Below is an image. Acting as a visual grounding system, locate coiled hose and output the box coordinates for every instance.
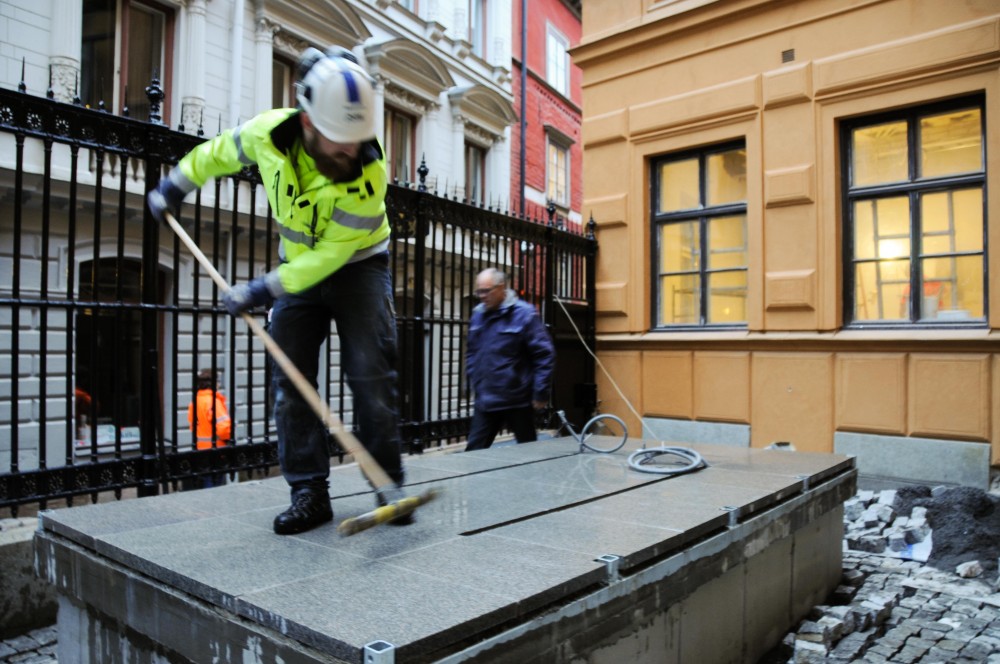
[558,410,707,476]
[627,445,706,475]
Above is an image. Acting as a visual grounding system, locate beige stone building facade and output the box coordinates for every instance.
[573,0,1000,488]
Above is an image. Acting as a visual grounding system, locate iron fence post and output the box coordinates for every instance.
[411,194,428,452]
[139,129,164,498]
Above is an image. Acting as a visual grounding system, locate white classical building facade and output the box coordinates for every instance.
[0,0,517,472]
[3,0,515,202]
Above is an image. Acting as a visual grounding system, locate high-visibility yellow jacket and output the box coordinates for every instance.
[175,108,390,294]
[188,389,232,449]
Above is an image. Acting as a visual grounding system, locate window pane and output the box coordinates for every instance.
[125,3,165,121]
[920,108,982,178]
[466,143,484,201]
[853,260,910,321]
[659,274,699,325]
[547,143,568,204]
[546,30,568,95]
[707,215,746,269]
[920,188,983,255]
[852,121,908,186]
[470,0,485,56]
[272,60,291,109]
[852,197,910,260]
[921,255,984,320]
[706,148,746,206]
[660,222,699,273]
[384,108,414,184]
[657,158,699,213]
[81,0,117,109]
[707,271,746,324]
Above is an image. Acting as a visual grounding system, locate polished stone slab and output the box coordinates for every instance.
[36,436,855,663]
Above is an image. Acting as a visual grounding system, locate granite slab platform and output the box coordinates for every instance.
[34,436,856,664]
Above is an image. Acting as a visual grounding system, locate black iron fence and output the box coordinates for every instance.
[0,84,596,516]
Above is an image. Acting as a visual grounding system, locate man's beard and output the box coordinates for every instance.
[314,152,358,181]
[304,133,358,181]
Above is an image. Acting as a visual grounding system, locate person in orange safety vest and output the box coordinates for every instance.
[188,369,232,449]
[186,369,231,490]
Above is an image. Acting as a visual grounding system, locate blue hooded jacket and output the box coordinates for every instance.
[466,290,555,412]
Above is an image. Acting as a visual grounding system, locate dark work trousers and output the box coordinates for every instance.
[465,404,538,451]
[268,252,404,496]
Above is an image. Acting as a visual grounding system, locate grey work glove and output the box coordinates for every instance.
[222,273,284,316]
[147,168,197,224]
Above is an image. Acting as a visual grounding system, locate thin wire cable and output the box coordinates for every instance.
[552,295,706,476]
[553,295,644,426]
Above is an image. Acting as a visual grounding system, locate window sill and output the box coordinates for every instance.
[599,327,999,345]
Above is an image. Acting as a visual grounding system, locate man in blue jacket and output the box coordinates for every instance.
[465,268,555,450]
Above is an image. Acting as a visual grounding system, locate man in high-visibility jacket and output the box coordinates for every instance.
[149,47,408,534]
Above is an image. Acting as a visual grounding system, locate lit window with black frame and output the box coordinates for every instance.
[843,96,986,326]
[652,143,748,328]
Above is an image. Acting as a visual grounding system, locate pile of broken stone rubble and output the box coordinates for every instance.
[762,487,1000,663]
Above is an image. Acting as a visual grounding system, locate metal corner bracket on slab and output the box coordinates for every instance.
[595,553,622,583]
[364,640,396,664]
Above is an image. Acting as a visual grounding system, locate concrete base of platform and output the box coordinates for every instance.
[35,436,855,664]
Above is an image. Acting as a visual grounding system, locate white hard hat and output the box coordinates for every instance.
[296,51,376,143]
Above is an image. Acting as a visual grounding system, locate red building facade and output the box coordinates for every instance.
[511,0,583,229]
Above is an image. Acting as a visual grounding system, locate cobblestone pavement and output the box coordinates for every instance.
[5,497,1000,663]
[0,625,56,663]
[762,549,1000,663]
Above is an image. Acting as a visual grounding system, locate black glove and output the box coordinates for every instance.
[223,279,274,316]
[147,170,194,224]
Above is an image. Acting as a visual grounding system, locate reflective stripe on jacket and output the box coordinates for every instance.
[466,292,555,412]
[188,390,231,449]
[176,108,391,294]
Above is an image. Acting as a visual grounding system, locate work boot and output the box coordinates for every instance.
[377,486,415,526]
[273,490,333,535]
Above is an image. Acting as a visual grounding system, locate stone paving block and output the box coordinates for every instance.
[953,598,985,613]
[914,608,946,621]
[936,637,965,652]
[842,568,865,586]
[826,605,856,633]
[894,645,924,663]
[972,634,1000,650]
[966,616,992,630]
[796,621,831,646]
[829,629,873,659]
[844,499,864,521]
[926,645,958,661]
[885,624,920,640]
[0,636,39,653]
[904,636,934,652]
[960,640,992,660]
[918,627,948,641]
[927,619,956,633]
[892,605,914,618]
[831,586,858,604]
[793,639,828,663]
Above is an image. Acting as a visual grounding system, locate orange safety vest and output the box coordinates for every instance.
[188,389,232,449]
